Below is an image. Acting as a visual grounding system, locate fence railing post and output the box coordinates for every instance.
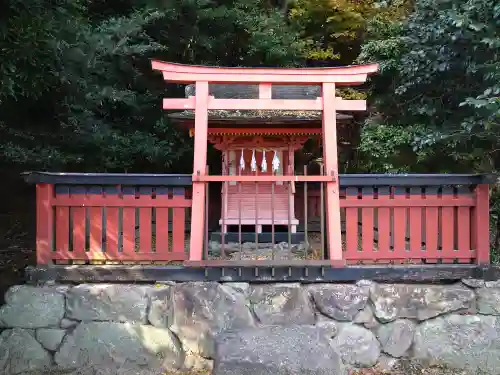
[474,184,490,264]
[36,183,54,265]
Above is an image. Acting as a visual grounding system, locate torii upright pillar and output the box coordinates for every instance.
[190,81,209,259]
[322,82,342,260]
[151,61,378,262]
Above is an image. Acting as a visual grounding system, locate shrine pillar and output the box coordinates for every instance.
[189,81,209,261]
[322,83,342,260]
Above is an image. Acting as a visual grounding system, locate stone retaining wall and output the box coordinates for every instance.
[1,279,500,375]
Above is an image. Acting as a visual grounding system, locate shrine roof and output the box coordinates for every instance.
[168,84,352,123]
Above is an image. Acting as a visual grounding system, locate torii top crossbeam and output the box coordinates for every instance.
[151,60,378,84]
[151,60,378,263]
[152,61,378,113]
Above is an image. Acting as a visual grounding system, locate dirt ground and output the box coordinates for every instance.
[351,361,472,375]
[164,360,473,375]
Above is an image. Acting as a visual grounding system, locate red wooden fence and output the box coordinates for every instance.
[34,179,192,265]
[340,185,490,264]
[27,172,492,266]
[294,179,491,264]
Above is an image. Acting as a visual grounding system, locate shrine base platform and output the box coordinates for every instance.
[210,231,305,244]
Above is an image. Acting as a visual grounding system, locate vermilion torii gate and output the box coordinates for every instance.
[151,61,379,262]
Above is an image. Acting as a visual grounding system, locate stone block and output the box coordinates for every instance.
[167,282,255,358]
[0,285,65,328]
[0,328,52,374]
[55,322,184,372]
[65,284,151,323]
[309,284,369,321]
[376,319,416,357]
[213,325,345,375]
[477,287,500,315]
[332,324,381,367]
[36,328,67,351]
[413,314,500,374]
[370,283,475,322]
[249,283,315,325]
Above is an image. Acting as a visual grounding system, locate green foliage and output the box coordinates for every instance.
[288,0,412,65]
[0,0,304,172]
[3,0,497,177]
[0,0,85,102]
[358,121,424,172]
[147,0,305,67]
[358,0,500,173]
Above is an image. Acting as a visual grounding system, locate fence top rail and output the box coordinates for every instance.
[22,172,193,186]
[324,174,496,187]
[23,172,496,187]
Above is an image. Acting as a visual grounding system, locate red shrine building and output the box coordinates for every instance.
[169,84,354,244]
[153,61,379,260]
